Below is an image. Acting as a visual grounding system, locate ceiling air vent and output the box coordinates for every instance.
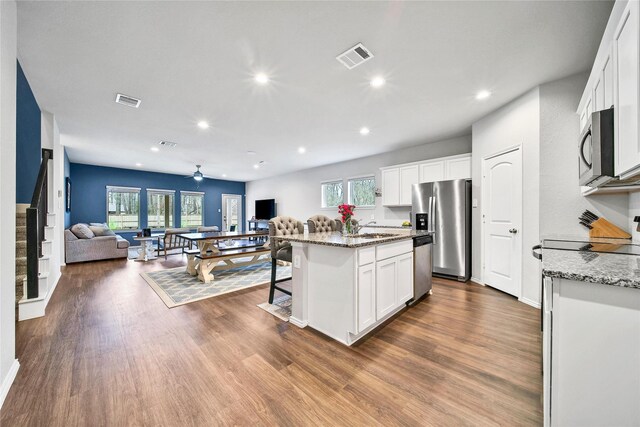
[336,43,373,69]
[115,93,141,108]
[158,140,177,148]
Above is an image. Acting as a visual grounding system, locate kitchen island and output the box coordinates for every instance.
[275,229,430,345]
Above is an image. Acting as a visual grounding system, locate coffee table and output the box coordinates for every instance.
[133,236,157,262]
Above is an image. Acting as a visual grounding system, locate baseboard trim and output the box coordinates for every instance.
[470,277,484,286]
[519,297,541,309]
[18,270,61,321]
[289,316,308,328]
[0,359,20,410]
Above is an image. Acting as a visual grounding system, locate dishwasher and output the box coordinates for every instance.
[408,234,433,306]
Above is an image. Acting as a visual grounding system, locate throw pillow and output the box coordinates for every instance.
[89,224,116,237]
[70,223,95,239]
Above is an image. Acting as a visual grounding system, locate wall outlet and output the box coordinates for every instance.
[472,199,478,208]
[370,214,375,220]
[293,255,301,269]
[218,208,221,213]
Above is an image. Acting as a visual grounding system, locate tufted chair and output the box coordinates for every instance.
[267,216,304,303]
[307,215,339,233]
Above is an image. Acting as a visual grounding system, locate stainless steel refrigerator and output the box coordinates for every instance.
[411,179,471,281]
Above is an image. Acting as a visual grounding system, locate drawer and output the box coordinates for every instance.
[376,240,413,261]
[358,246,376,266]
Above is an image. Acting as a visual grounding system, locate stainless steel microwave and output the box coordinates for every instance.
[578,108,614,187]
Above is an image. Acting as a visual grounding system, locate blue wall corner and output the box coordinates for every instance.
[16,61,42,204]
[69,163,246,244]
[63,149,71,229]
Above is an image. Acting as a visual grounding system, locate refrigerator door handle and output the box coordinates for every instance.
[428,197,433,230]
[432,196,437,244]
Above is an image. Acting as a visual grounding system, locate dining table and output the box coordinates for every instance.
[178,230,269,255]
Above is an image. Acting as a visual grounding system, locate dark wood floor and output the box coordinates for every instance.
[1,256,542,426]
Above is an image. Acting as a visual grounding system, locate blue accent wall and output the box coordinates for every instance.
[63,149,71,228]
[69,163,246,243]
[16,61,41,203]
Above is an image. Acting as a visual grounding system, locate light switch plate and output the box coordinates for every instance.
[293,255,301,269]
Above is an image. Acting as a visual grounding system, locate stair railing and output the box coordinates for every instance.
[26,149,53,299]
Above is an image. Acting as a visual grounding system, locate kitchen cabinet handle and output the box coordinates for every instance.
[509,228,518,234]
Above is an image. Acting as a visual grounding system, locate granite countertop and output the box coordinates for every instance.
[274,229,431,248]
[542,249,640,289]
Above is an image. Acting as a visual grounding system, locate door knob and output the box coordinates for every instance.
[509,228,518,234]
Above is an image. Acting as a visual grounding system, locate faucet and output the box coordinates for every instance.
[351,219,375,234]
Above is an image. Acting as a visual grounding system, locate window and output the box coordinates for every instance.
[321,180,343,208]
[181,191,204,228]
[107,186,140,230]
[348,176,376,207]
[147,189,175,229]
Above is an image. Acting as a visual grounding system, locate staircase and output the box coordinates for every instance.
[15,211,26,303]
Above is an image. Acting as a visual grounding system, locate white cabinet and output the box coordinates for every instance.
[396,252,414,304]
[419,161,445,183]
[381,154,471,206]
[615,0,640,176]
[399,165,419,205]
[357,263,376,333]
[544,278,640,426]
[376,258,397,319]
[445,156,472,180]
[579,95,592,132]
[381,168,400,206]
[603,51,614,110]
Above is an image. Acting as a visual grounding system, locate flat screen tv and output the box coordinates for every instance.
[255,199,276,220]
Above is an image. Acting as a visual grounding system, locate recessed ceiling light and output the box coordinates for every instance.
[150,147,159,152]
[298,147,306,154]
[360,127,370,135]
[476,90,491,100]
[254,73,269,85]
[135,163,142,167]
[253,164,260,169]
[197,121,209,129]
[247,150,256,155]
[222,174,227,178]
[370,76,385,88]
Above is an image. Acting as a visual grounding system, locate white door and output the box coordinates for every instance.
[376,257,397,319]
[221,194,242,232]
[357,263,376,333]
[482,148,522,297]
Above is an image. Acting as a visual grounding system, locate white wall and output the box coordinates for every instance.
[472,88,540,305]
[246,135,471,225]
[0,0,19,408]
[539,73,629,238]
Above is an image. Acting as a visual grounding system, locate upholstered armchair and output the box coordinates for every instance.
[307,215,339,233]
[268,216,304,303]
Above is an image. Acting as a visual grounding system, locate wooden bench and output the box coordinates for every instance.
[184,248,201,276]
[195,246,270,283]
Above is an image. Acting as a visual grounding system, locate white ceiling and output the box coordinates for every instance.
[17,1,612,182]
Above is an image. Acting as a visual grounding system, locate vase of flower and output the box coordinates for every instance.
[338,204,356,235]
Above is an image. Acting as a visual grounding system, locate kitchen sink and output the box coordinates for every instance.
[356,233,400,239]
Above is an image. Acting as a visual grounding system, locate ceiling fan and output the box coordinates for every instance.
[185,165,204,184]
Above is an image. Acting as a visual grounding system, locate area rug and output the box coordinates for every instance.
[257,295,292,321]
[141,262,291,308]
